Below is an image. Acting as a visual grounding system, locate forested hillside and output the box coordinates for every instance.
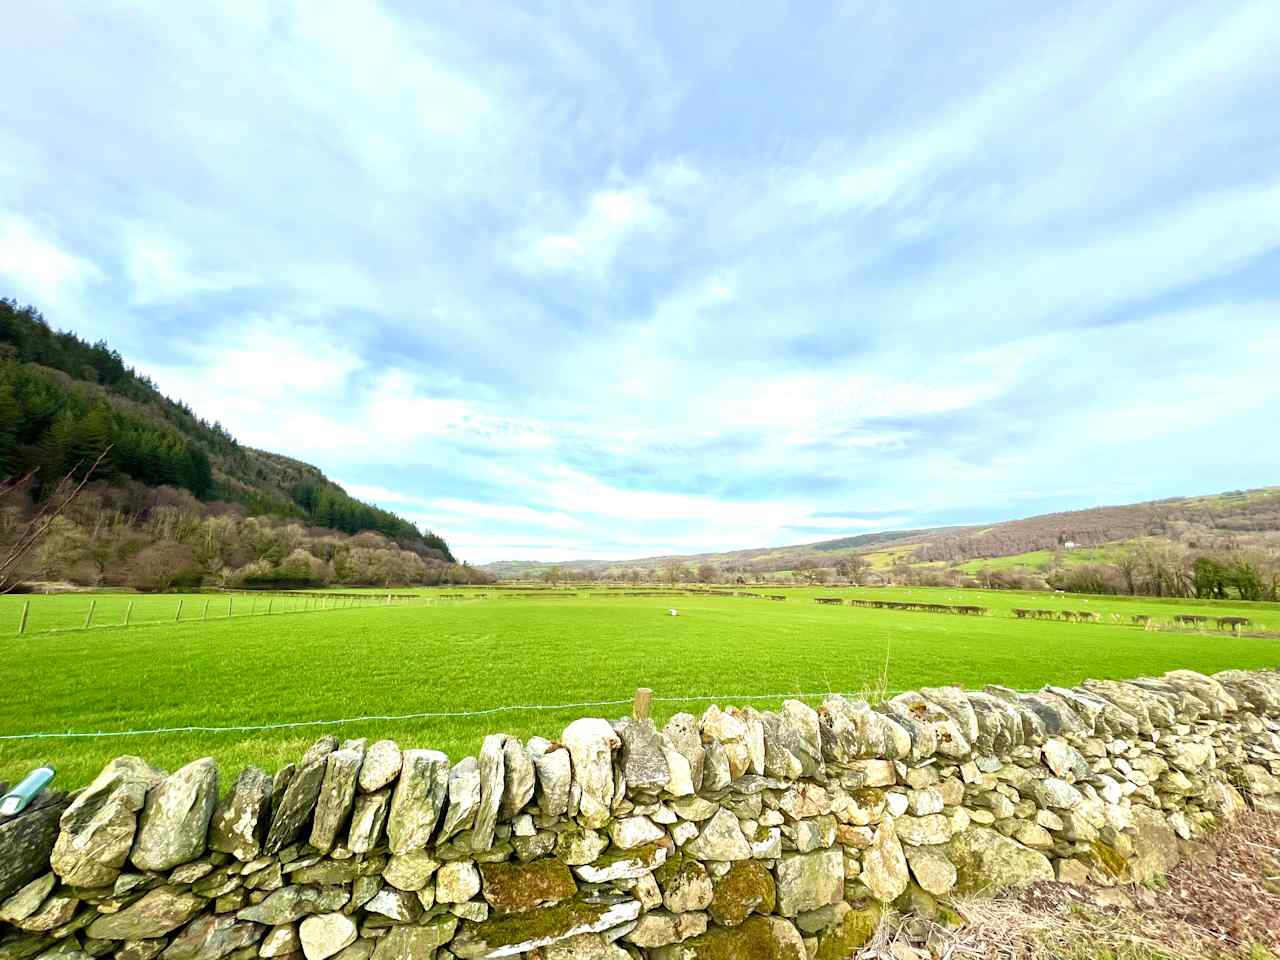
[0,298,478,589]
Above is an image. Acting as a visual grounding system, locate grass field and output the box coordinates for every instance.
[0,591,423,635]
[2,586,1278,789]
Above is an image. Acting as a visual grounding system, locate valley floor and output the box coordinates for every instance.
[2,585,1279,787]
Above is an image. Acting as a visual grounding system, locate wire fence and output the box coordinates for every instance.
[0,686,1042,743]
[3,591,448,638]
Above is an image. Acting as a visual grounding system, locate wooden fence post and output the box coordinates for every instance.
[18,601,30,636]
[633,687,653,722]
[84,600,96,629]
[175,600,183,622]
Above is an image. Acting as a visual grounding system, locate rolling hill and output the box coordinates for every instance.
[481,486,1280,580]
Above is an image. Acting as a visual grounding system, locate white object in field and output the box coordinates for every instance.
[669,608,678,616]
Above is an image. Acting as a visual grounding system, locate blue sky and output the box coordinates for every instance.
[2,2,1279,563]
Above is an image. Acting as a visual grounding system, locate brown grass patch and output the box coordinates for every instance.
[847,810,1280,960]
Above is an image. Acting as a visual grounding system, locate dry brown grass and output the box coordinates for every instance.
[845,810,1280,960]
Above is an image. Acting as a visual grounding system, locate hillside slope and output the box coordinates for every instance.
[0,297,454,565]
[481,486,1280,580]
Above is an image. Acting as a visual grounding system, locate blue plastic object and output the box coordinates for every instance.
[0,766,55,816]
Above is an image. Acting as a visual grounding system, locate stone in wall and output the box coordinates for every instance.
[1,668,1279,960]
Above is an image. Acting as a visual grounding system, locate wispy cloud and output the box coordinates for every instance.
[2,1,1278,561]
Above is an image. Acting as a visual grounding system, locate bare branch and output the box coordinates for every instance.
[0,446,113,593]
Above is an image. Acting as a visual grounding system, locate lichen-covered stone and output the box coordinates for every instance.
[51,757,161,887]
[479,860,576,914]
[159,913,259,960]
[0,796,67,915]
[297,913,356,960]
[624,911,708,949]
[556,827,609,866]
[572,840,671,883]
[528,740,571,818]
[309,747,363,854]
[86,888,206,940]
[904,845,956,895]
[345,789,389,855]
[949,827,1053,894]
[473,735,506,851]
[608,816,663,850]
[132,758,219,872]
[435,860,480,903]
[258,925,300,958]
[357,741,400,794]
[0,873,56,925]
[369,918,457,960]
[449,897,641,959]
[775,850,842,917]
[662,714,705,792]
[561,719,619,829]
[235,886,346,926]
[498,739,535,821]
[362,887,420,923]
[264,742,335,856]
[440,757,481,841]
[683,809,749,862]
[656,859,712,914]
[11,890,77,932]
[385,750,449,855]
[616,718,670,796]
[1127,805,1181,884]
[861,817,908,903]
[382,849,439,892]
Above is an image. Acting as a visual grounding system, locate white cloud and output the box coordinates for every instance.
[0,215,101,311]
[3,2,1279,566]
[515,185,668,277]
[120,222,244,305]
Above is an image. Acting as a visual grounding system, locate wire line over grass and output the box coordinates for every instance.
[0,687,1036,742]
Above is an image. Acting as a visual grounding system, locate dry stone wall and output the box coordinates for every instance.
[4,668,1280,960]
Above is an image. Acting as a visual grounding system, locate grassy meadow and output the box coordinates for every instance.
[2,585,1278,788]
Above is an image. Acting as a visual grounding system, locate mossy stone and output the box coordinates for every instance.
[814,903,882,960]
[479,860,577,914]
[1089,839,1130,881]
[665,916,804,960]
[708,860,776,927]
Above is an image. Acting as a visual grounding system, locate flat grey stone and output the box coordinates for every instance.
[208,767,271,863]
[358,741,402,794]
[310,747,363,853]
[439,757,481,841]
[385,750,449,855]
[132,759,219,872]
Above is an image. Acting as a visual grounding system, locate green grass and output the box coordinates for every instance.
[0,592,411,635]
[952,544,1132,573]
[2,586,1277,789]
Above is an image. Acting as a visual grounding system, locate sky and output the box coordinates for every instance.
[2,2,1279,564]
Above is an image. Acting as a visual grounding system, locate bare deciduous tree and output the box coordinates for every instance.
[0,448,111,593]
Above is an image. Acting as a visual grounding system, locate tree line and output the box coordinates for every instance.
[3,477,489,592]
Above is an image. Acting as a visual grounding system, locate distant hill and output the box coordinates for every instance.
[481,486,1280,581]
[0,297,453,562]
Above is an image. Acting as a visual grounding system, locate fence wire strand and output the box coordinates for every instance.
[0,687,1024,742]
